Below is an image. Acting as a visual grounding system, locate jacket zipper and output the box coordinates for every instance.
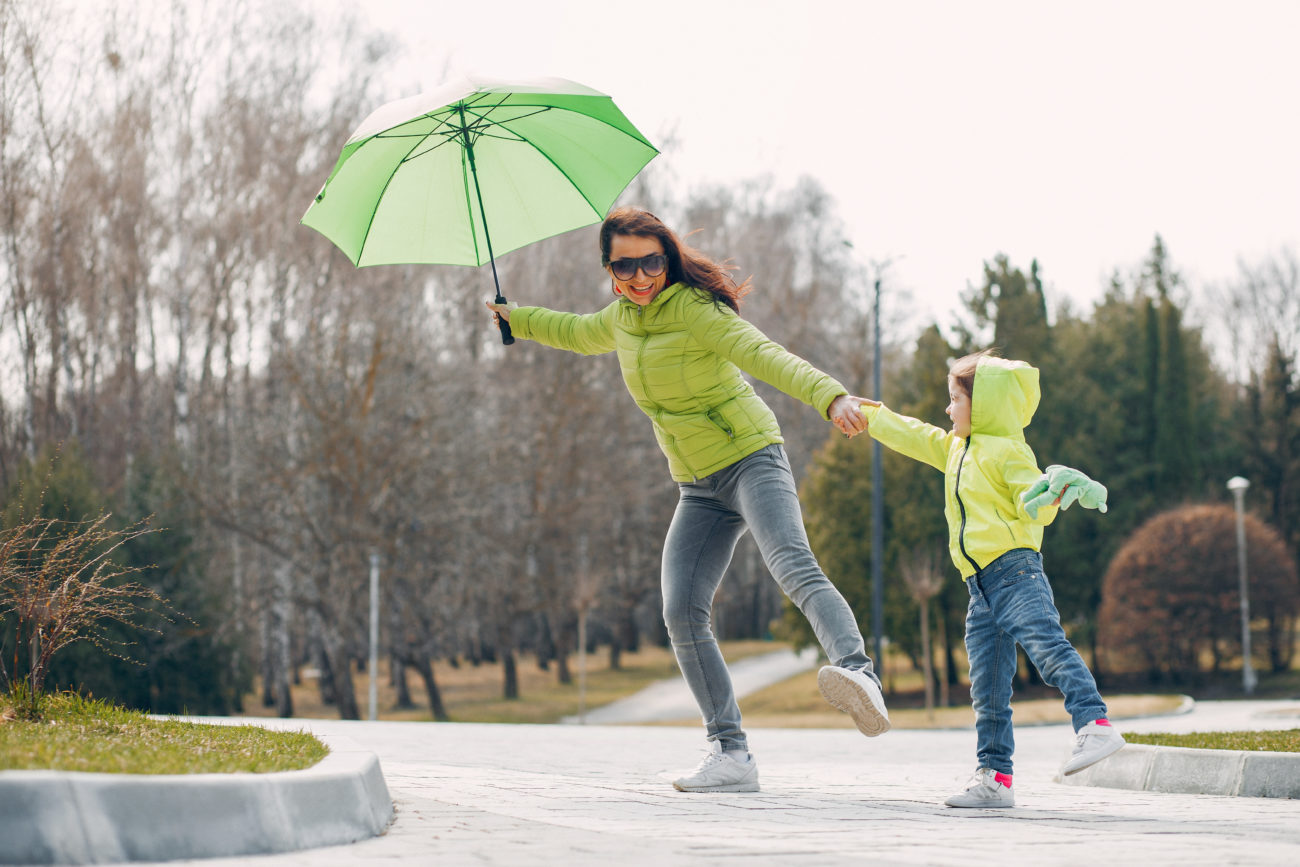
[636,302,689,476]
[954,436,982,575]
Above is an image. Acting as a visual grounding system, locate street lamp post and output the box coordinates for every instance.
[1226,476,1256,695]
[368,550,380,720]
[871,276,884,669]
[866,258,900,673]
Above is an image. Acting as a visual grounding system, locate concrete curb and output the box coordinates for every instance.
[1057,743,1300,799]
[0,747,393,864]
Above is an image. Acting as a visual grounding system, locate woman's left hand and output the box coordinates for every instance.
[829,394,871,437]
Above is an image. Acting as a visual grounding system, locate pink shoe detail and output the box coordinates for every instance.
[1094,718,1112,727]
[994,772,1013,788]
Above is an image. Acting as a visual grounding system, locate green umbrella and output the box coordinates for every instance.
[301,75,658,344]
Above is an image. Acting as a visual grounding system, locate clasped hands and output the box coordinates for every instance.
[830,395,876,438]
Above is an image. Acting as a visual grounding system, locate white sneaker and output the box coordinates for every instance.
[1062,720,1125,775]
[672,743,760,793]
[817,665,891,736]
[944,768,1015,808]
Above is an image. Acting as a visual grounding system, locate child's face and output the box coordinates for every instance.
[946,377,972,438]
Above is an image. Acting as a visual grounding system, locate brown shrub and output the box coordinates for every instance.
[1098,503,1299,680]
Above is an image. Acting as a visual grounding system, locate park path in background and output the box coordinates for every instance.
[560,646,820,724]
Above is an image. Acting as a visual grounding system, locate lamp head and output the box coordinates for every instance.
[1227,476,1250,492]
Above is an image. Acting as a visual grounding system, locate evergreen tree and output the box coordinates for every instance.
[961,254,1052,363]
[114,451,248,714]
[1246,339,1300,555]
[1,444,244,712]
[1155,299,1197,495]
[2,444,124,700]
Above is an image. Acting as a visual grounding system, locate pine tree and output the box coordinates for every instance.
[1247,339,1300,554]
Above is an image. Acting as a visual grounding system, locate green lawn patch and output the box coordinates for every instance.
[1125,729,1300,753]
[0,692,327,774]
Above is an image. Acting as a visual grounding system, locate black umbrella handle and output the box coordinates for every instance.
[495,294,515,345]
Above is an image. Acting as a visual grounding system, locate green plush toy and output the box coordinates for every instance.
[1021,464,1109,520]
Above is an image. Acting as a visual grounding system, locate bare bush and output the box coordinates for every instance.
[0,510,165,716]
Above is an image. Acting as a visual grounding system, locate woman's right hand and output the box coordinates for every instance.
[486,300,517,324]
[830,394,876,437]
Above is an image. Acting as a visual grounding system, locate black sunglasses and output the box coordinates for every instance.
[609,253,668,281]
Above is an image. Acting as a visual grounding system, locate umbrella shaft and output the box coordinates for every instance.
[459,106,504,302]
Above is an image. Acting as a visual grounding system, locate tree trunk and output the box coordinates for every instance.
[271,564,293,718]
[323,634,361,720]
[553,618,572,685]
[314,643,337,706]
[502,650,519,700]
[920,601,934,719]
[410,656,449,721]
[621,608,640,655]
[942,618,956,707]
[392,656,415,709]
[259,604,276,708]
[577,607,588,723]
[535,614,552,671]
[308,607,337,707]
[1090,630,1104,684]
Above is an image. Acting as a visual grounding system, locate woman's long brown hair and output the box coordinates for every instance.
[599,207,753,312]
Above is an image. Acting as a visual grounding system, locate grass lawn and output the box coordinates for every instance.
[0,692,327,774]
[1124,729,1300,752]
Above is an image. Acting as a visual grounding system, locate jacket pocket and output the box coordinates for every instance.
[706,409,735,439]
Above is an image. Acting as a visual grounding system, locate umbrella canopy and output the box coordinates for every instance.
[301,75,658,269]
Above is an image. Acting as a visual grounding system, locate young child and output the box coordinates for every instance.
[859,350,1123,808]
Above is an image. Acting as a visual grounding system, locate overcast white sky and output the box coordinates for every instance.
[354,0,1299,328]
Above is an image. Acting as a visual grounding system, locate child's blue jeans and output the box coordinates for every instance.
[964,548,1107,775]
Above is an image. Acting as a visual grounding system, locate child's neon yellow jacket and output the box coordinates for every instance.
[508,282,847,482]
[861,357,1058,580]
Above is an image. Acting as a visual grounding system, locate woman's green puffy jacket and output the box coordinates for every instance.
[508,282,847,482]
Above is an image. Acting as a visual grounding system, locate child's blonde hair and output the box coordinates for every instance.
[948,349,1000,399]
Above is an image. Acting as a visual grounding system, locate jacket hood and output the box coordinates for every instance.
[970,357,1039,438]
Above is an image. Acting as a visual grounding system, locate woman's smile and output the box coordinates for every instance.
[608,234,669,306]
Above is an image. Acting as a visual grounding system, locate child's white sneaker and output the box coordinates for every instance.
[1063,719,1125,775]
[944,768,1014,808]
[672,743,759,793]
[817,665,891,736]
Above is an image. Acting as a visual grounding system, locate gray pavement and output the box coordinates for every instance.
[176,698,1300,867]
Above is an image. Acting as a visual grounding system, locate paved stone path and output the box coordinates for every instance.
[179,699,1300,867]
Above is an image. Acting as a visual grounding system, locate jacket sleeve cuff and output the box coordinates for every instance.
[508,307,533,339]
[817,383,848,419]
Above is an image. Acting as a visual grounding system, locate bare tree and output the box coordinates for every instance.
[900,546,946,717]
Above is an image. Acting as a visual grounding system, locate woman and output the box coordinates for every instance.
[487,207,888,793]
